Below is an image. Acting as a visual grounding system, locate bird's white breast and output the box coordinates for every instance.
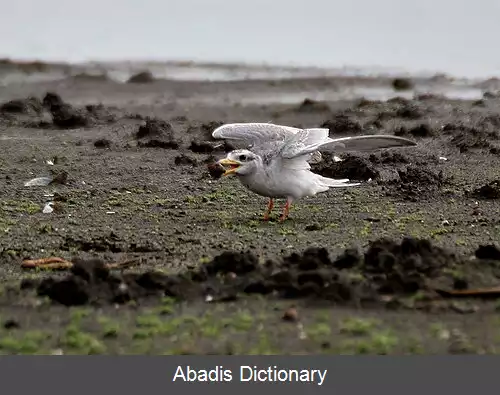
[237,166,322,199]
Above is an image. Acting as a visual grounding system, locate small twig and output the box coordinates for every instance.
[435,286,500,298]
[21,257,140,271]
[21,257,72,269]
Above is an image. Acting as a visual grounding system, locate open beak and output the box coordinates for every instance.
[217,158,241,176]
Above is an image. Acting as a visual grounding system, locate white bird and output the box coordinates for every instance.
[212,123,417,222]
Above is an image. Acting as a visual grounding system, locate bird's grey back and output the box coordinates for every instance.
[212,122,325,165]
[252,141,288,165]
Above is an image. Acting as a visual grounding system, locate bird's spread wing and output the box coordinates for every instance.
[319,135,418,153]
[212,123,302,152]
[279,128,333,158]
[278,128,332,170]
[212,123,327,170]
[212,123,417,170]
[280,132,417,159]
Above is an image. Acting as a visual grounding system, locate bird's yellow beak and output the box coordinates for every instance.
[217,158,241,176]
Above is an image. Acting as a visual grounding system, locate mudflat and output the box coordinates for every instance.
[1,62,500,354]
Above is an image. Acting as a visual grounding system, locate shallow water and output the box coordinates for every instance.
[236,87,484,105]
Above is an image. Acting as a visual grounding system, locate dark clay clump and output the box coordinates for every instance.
[0,97,43,114]
[472,180,500,199]
[31,237,466,307]
[312,153,379,181]
[135,118,180,149]
[320,114,364,135]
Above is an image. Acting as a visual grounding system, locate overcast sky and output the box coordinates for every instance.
[1,0,499,77]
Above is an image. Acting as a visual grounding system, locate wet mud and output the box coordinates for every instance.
[1,69,500,354]
[17,237,486,309]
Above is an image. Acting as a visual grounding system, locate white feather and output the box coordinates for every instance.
[212,122,417,212]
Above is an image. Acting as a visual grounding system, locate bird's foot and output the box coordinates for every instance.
[279,200,291,222]
[262,198,275,221]
[279,212,291,222]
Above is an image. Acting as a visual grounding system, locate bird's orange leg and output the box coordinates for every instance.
[263,198,274,221]
[279,199,292,222]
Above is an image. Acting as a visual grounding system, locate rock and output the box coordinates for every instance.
[127,71,155,83]
[94,138,111,148]
[135,118,180,149]
[392,78,414,91]
[282,307,299,322]
[472,180,500,199]
[475,245,500,260]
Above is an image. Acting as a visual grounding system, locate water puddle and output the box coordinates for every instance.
[235,86,484,105]
[0,62,444,85]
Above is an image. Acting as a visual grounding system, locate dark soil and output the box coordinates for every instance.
[1,66,500,354]
[17,237,469,307]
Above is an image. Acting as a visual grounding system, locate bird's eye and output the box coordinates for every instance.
[238,154,248,161]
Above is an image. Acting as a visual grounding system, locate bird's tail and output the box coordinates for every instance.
[318,175,361,188]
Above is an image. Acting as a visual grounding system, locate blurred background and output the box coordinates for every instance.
[1,0,499,79]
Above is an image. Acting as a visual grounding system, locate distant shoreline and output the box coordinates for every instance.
[0,56,478,81]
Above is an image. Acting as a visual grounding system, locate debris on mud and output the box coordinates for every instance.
[24,170,68,187]
[471,180,500,199]
[127,71,155,83]
[436,286,500,300]
[21,256,138,271]
[42,202,54,214]
[19,237,475,308]
[135,118,180,149]
[24,176,53,187]
[207,162,225,179]
[282,307,299,322]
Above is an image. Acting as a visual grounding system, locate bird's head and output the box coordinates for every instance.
[217,149,259,176]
